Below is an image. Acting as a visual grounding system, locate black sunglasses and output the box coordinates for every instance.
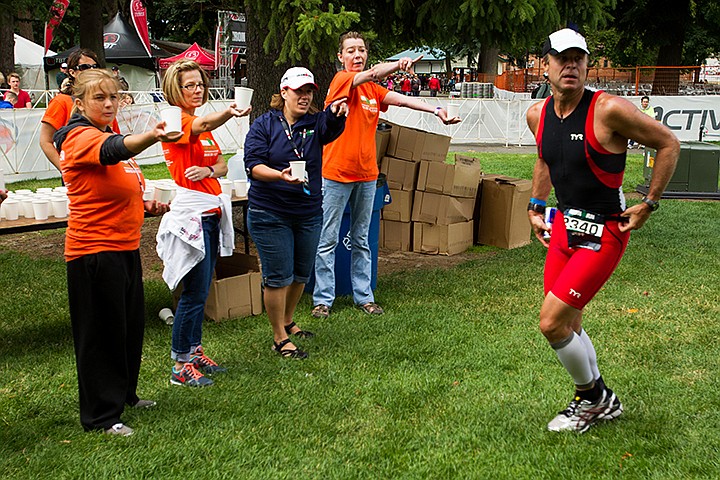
[76,63,99,71]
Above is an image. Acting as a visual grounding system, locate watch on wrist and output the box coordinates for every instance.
[641,196,659,211]
[527,202,545,213]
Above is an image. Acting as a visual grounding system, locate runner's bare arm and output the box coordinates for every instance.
[527,102,553,247]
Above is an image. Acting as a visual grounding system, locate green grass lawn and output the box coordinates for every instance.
[1,153,719,478]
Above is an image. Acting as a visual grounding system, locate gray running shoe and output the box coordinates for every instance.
[547,389,611,433]
[104,423,134,437]
[599,389,623,421]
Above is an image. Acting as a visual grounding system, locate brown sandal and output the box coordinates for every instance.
[311,304,330,319]
[359,302,384,315]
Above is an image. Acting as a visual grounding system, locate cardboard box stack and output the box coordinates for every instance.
[376,124,450,251]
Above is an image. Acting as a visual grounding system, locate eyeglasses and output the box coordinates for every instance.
[179,83,206,91]
[76,63,99,71]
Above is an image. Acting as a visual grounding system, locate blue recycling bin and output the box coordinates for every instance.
[305,175,391,297]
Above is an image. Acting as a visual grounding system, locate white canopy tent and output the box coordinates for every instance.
[13,34,55,91]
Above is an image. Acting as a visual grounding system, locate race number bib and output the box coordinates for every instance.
[563,208,604,251]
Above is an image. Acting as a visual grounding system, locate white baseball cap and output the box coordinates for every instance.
[61,62,68,68]
[280,67,318,91]
[542,28,589,56]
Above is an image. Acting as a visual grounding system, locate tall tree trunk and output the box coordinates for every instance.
[245,2,287,120]
[651,0,690,95]
[478,45,499,83]
[0,11,14,76]
[17,11,33,41]
[80,0,106,66]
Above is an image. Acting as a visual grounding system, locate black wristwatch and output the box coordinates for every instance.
[527,202,545,213]
[641,196,659,212]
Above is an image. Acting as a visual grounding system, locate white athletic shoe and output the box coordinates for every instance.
[599,389,624,422]
[547,389,614,433]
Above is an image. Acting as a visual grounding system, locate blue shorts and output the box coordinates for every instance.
[246,207,322,288]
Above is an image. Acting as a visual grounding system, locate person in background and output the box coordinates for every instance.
[526,28,679,434]
[629,96,656,148]
[158,59,251,387]
[0,91,17,108]
[0,72,8,90]
[4,73,31,108]
[244,67,348,359]
[531,72,552,99]
[56,63,69,89]
[311,31,460,320]
[40,49,107,173]
[428,74,441,97]
[112,66,130,91]
[53,68,181,436]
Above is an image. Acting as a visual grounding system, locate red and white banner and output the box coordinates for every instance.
[44,0,70,54]
[131,0,151,56]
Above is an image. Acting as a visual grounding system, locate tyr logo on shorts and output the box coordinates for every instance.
[569,288,582,299]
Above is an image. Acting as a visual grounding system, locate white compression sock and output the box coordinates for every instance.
[579,328,601,381]
[550,332,594,388]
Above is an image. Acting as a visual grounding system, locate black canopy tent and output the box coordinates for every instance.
[43,13,171,88]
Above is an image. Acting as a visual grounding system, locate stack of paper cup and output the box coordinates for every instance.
[51,197,69,218]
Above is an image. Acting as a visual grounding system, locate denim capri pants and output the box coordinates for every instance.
[246,206,323,288]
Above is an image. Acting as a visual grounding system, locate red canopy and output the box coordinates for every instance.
[159,42,215,70]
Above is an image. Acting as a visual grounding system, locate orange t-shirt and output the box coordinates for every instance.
[61,127,146,262]
[161,111,222,196]
[322,71,389,183]
[42,93,120,133]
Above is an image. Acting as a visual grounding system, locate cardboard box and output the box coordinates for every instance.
[411,191,475,225]
[375,126,391,165]
[477,176,533,249]
[385,122,451,163]
[413,220,474,256]
[382,189,413,222]
[174,252,263,321]
[381,219,412,251]
[472,173,505,244]
[416,155,482,197]
[380,156,421,191]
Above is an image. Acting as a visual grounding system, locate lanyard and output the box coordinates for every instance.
[278,116,306,160]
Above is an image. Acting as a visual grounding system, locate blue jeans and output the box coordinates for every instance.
[313,178,375,307]
[247,207,323,288]
[171,215,219,362]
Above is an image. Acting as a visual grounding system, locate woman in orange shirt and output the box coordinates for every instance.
[160,60,251,387]
[40,49,106,173]
[54,69,181,436]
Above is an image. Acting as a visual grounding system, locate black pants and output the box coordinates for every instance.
[67,250,145,431]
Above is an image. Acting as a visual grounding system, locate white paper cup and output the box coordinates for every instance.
[32,200,50,221]
[289,161,306,180]
[143,185,155,202]
[446,103,460,120]
[3,199,19,221]
[154,185,174,204]
[20,197,35,218]
[15,189,32,195]
[233,180,248,197]
[36,187,53,194]
[51,197,68,218]
[219,179,234,197]
[53,186,68,194]
[160,106,182,134]
[234,87,253,109]
[158,308,174,326]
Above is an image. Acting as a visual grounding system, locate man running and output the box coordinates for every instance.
[526,28,679,433]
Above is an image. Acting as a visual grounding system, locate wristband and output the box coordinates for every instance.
[434,106,442,116]
[207,166,214,178]
[529,197,546,207]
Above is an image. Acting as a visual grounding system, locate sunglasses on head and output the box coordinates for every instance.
[76,63,99,71]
